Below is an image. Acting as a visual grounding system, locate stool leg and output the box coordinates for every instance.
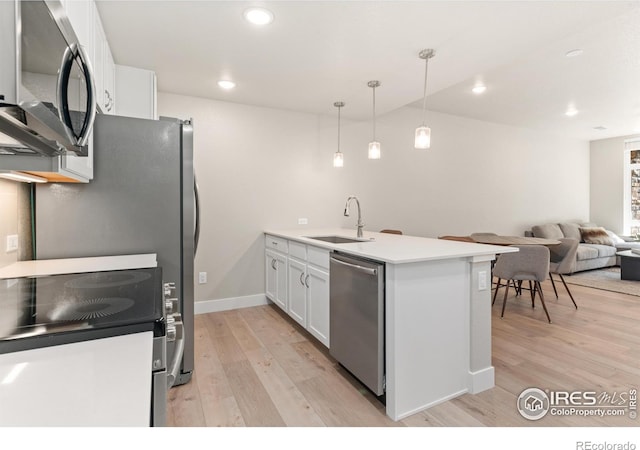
[559,274,578,309]
[531,281,536,308]
[500,280,511,318]
[529,281,534,305]
[535,281,552,323]
[549,272,558,299]
[492,278,501,306]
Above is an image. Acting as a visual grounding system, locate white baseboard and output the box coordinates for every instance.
[468,366,495,394]
[194,293,269,315]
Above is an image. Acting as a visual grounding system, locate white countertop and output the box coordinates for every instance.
[0,254,157,279]
[264,228,516,264]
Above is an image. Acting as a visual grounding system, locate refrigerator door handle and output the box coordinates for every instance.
[194,176,200,256]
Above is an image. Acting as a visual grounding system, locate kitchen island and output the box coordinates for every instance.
[264,228,516,421]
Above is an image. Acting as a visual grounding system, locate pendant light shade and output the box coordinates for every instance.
[368,141,381,159]
[333,101,345,168]
[415,49,435,149]
[367,80,381,159]
[415,126,431,149]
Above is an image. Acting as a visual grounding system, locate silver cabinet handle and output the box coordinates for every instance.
[330,256,378,276]
[271,259,277,270]
[300,272,305,285]
[305,274,310,288]
[272,241,278,246]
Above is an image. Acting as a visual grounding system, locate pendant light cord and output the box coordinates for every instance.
[372,85,376,140]
[421,55,429,126]
[337,105,341,152]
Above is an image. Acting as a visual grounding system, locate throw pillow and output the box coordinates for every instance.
[606,230,625,245]
[579,227,614,246]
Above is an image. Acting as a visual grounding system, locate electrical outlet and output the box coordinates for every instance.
[198,272,207,284]
[298,218,308,225]
[478,271,487,291]
[6,235,18,253]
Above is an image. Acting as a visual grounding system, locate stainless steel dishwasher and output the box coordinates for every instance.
[330,251,385,396]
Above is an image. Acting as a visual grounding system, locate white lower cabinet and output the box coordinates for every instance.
[287,257,307,327]
[265,248,287,311]
[265,235,330,348]
[306,265,330,347]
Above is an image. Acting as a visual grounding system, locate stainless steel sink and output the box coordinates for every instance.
[305,235,367,244]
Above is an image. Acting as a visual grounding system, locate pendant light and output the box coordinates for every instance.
[333,101,345,167]
[367,80,381,159]
[415,49,435,149]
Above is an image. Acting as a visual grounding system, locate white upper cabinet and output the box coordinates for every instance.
[103,40,115,114]
[115,65,157,120]
[64,0,92,51]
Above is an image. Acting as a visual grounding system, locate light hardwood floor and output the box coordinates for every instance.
[167,280,639,427]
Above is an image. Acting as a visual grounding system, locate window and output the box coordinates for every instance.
[624,139,640,236]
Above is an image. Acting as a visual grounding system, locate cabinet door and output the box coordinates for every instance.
[307,265,330,347]
[265,249,278,302]
[265,249,287,311]
[60,130,93,181]
[92,5,105,111]
[64,0,92,52]
[103,43,115,114]
[287,258,307,327]
[274,252,287,311]
[114,65,157,119]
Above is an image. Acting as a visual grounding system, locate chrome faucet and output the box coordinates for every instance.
[344,195,364,238]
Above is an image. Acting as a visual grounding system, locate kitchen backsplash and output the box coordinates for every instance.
[0,179,32,268]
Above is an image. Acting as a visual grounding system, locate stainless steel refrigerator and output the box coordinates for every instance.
[35,113,197,387]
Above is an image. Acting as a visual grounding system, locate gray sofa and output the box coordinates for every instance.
[526,222,640,273]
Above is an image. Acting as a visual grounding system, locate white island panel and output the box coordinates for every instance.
[386,258,470,420]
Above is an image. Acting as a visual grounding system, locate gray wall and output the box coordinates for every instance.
[158,92,591,303]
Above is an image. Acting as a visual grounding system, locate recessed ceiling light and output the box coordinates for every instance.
[217,80,236,90]
[472,84,487,94]
[243,7,274,25]
[565,107,579,117]
[565,49,584,58]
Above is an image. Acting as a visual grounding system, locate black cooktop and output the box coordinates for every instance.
[0,267,163,354]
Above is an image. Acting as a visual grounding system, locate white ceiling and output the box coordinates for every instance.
[96,1,640,141]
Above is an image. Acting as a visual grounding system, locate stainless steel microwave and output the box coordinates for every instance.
[0,0,96,158]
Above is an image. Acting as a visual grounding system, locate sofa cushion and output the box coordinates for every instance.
[559,222,582,241]
[576,245,599,261]
[615,240,640,250]
[582,244,617,258]
[580,227,614,246]
[532,223,564,239]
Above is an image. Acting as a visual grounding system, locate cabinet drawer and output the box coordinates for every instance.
[307,246,330,269]
[266,235,288,253]
[288,241,307,260]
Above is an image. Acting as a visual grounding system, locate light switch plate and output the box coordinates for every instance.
[198,272,207,284]
[478,271,487,290]
[298,218,308,225]
[6,234,18,253]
